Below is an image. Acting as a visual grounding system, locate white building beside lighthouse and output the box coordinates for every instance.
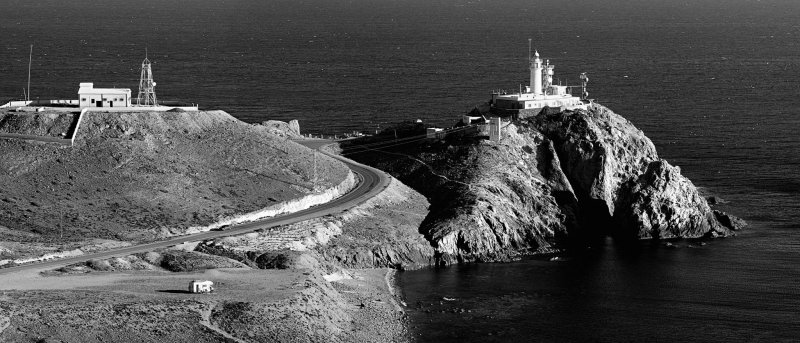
[490,46,588,117]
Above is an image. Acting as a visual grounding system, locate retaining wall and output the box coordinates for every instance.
[180,170,358,236]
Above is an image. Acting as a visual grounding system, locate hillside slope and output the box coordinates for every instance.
[0,110,350,259]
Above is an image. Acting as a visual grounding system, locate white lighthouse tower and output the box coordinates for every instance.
[489,39,589,116]
[531,50,543,96]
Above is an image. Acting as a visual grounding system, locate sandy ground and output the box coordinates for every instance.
[333,269,410,343]
[0,267,409,342]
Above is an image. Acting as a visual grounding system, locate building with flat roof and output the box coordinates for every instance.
[490,48,589,117]
[78,83,131,109]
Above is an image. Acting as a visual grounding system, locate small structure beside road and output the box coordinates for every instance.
[190,280,214,293]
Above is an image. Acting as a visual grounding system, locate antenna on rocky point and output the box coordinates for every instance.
[137,49,158,106]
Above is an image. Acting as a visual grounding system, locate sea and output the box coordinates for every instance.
[1,0,798,341]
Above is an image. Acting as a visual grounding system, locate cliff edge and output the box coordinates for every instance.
[343,104,745,264]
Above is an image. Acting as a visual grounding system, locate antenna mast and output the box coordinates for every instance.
[528,38,532,61]
[27,44,32,102]
[137,49,157,106]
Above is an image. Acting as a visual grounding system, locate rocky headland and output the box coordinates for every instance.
[342,103,746,265]
[0,103,746,342]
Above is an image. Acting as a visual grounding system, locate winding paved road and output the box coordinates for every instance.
[0,140,389,276]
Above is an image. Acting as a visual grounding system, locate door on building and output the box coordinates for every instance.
[96,100,102,107]
[109,101,114,107]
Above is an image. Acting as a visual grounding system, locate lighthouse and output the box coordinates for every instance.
[489,40,589,117]
[531,50,543,96]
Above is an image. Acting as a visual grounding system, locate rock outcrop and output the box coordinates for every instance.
[532,105,658,218]
[344,104,745,264]
[615,160,733,239]
[413,124,571,264]
[262,119,302,139]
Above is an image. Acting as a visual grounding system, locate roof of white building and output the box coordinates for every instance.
[78,83,131,95]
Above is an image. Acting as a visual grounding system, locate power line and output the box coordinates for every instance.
[341,125,477,155]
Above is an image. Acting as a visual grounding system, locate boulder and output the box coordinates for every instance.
[288,119,301,136]
[261,120,303,139]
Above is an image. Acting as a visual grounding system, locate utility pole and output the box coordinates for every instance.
[59,208,63,239]
[313,151,317,192]
[27,44,33,102]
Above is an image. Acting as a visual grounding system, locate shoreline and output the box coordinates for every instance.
[333,268,412,342]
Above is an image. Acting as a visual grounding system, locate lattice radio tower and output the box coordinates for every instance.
[137,50,157,106]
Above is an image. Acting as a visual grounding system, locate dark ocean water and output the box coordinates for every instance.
[2,0,799,341]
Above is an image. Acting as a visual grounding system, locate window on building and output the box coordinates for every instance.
[81,98,86,101]
[102,98,108,101]
[91,99,95,103]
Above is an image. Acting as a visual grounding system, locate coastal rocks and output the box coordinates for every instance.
[345,122,570,264]
[345,103,746,263]
[712,210,748,232]
[313,178,434,269]
[532,105,658,217]
[614,160,733,239]
[532,105,743,239]
[419,135,569,264]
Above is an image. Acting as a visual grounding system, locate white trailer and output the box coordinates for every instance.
[189,280,214,293]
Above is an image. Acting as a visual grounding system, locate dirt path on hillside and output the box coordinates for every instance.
[198,302,248,343]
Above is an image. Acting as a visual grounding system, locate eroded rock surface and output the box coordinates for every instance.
[532,105,658,217]
[344,104,746,264]
[414,123,571,264]
[615,160,733,239]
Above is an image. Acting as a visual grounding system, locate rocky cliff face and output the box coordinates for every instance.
[615,160,737,239]
[344,104,745,265]
[531,106,743,240]
[532,106,658,217]
[414,124,573,264]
